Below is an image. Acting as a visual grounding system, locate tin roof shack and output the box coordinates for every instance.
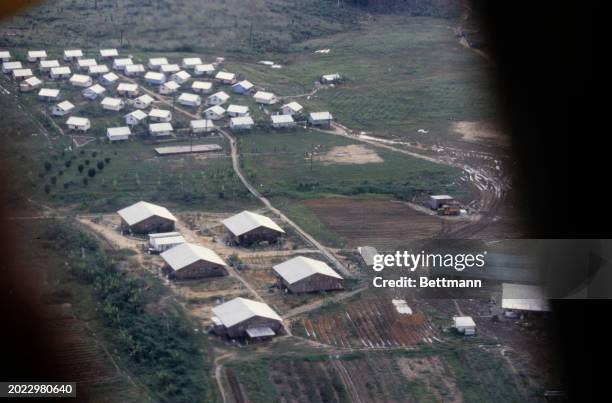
[159,80,180,95]
[112,58,133,71]
[101,97,125,111]
[0,50,11,62]
[82,84,106,100]
[38,88,60,102]
[211,297,283,339]
[2,61,22,73]
[69,74,93,88]
[501,283,551,317]
[281,101,303,116]
[66,116,91,132]
[39,59,60,72]
[63,49,83,62]
[253,91,277,105]
[125,109,148,126]
[148,232,186,253]
[117,201,177,234]
[99,49,119,59]
[226,104,249,117]
[106,126,131,142]
[27,50,47,62]
[20,76,43,92]
[308,111,333,128]
[320,73,342,84]
[271,114,295,129]
[194,64,215,76]
[453,316,476,336]
[222,211,285,246]
[177,92,202,107]
[77,58,97,71]
[88,65,110,76]
[124,63,145,76]
[215,71,236,84]
[144,71,166,85]
[171,70,191,84]
[191,81,213,94]
[117,82,139,98]
[133,94,154,109]
[50,66,71,80]
[12,68,34,81]
[52,101,74,116]
[204,105,226,120]
[160,64,180,74]
[161,243,227,279]
[100,72,119,86]
[231,80,254,95]
[429,195,454,210]
[208,91,230,106]
[190,119,216,134]
[182,57,202,70]
[148,57,169,70]
[149,122,174,138]
[273,256,343,293]
[229,116,254,131]
[148,108,172,123]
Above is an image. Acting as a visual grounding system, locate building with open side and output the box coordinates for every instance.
[453,316,476,335]
[273,256,343,293]
[160,243,227,279]
[148,232,186,253]
[117,201,177,234]
[211,297,283,339]
[222,210,285,246]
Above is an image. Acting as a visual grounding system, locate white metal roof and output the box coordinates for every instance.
[254,91,275,101]
[28,50,47,58]
[322,73,341,81]
[149,122,173,133]
[271,114,294,124]
[149,108,171,119]
[160,64,180,73]
[212,297,282,328]
[246,327,275,338]
[13,69,33,77]
[24,76,42,86]
[310,111,333,121]
[100,49,119,57]
[101,97,123,107]
[205,105,225,115]
[145,71,165,81]
[227,104,249,114]
[430,195,453,200]
[0,51,11,59]
[102,72,119,82]
[66,116,90,126]
[149,57,169,66]
[149,232,185,246]
[77,58,97,68]
[234,80,253,90]
[135,94,154,105]
[192,81,212,90]
[64,49,83,58]
[117,201,177,226]
[282,101,303,113]
[162,81,180,90]
[56,100,74,111]
[210,91,230,101]
[84,84,106,94]
[113,58,133,67]
[125,109,148,120]
[38,88,59,98]
[222,210,285,237]
[40,60,60,69]
[107,126,131,137]
[117,82,138,92]
[453,316,476,328]
[195,64,215,73]
[215,71,235,81]
[89,65,109,74]
[230,116,254,126]
[182,57,202,66]
[70,74,91,84]
[3,61,22,70]
[273,256,342,284]
[161,242,226,271]
[190,119,215,129]
[178,93,201,103]
[172,70,191,80]
[501,283,551,312]
[125,64,145,73]
[51,66,71,75]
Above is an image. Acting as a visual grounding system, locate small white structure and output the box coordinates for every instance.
[159,80,180,95]
[66,116,91,132]
[229,116,254,131]
[124,109,148,126]
[101,97,125,111]
[271,114,295,128]
[63,49,83,62]
[27,50,47,62]
[148,232,186,253]
[12,69,34,80]
[50,66,72,80]
[51,100,75,116]
[208,91,230,105]
[69,74,93,87]
[88,64,110,76]
[194,63,215,76]
[124,64,146,76]
[182,57,202,69]
[177,92,202,107]
[204,105,225,120]
[308,111,333,127]
[38,88,60,102]
[149,122,174,137]
[160,64,180,74]
[2,61,22,73]
[226,104,249,117]
[215,71,236,84]
[77,58,97,71]
[100,72,120,86]
[148,108,172,122]
[501,283,551,313]
[144,71,166,85]
[112,58,133,71]
[117,82,139,97]
[107,126,132,142]
[99,49,119,59]
[231,80,254,94]
[19,76,43,92]
[453,316,476,336]
[190,119,215,134]
[82,84,106,100]
[253,91,277,105]
[321,73,342,84]
[191,81,213,94]
[0,50,11,62]
[39,60,60,71]
[429,195,454,210]
[133,94,154,109]
[171,70,191,84]
[148,57,169,70]
[281,101,303,116]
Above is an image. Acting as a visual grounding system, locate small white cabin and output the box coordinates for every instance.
[107,126,132,142]
[66,116,91,132]
[124,109,148,126]
[148,108,172,123]
[207,91,230,105]
[149,122,174,137]
[50,66,72,80]
[215,71,236,84]
[281,101,303,116]
[253,91,277,105]
[69,74,93,87]
[38,88,60,102]
[453,316,476,336]
[27,50,47,63]
[204,105,225,120]
[182,57,202,70]
[100,72,120,86]
[194,64,215,76]
[190,119,215,134]
[83,84,106,100]
[19,76,43,92]
[159,80,180,95]
[124,64,146,76]
[227,104,249,117]
[148,57,169,70]
[52,101,75,116]
[177,92,202,107]
[77,58,97,71]
[39,60,60,72]
[133,94,155,109]
[101,97,125,111]
[191,81,213,94]
[171,70,191,84]
[112,58,133,71]
[229,116,254,131]
[271,114,295,128]
[63,49,83,62]
[99,49,119,59]
[117,82,139,97]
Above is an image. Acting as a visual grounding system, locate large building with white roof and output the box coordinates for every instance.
[160,243,227,279]
[211,297,283,339]
[222,210,285,246]
[273,256,343,293]
[117,201,177,234]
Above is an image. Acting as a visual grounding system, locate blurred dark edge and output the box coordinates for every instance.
[0,0,603,402]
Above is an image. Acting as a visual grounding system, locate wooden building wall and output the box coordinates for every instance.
[228,226,283,246]
[171,260,227,280]
[285,273,344,294]
[121,215,175,234]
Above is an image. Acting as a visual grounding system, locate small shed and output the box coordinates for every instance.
[211,297,282,339]
[229,116,254,131]
[63,49,83,62]
[271,114,295,129]
[69,74,93,87]
[99,49,119,59]
[273,256,343,293]
[50,66,72,80]
[227,104,249,117]
[19,76,43,92]
[37,88,60,102]
[231,80,254,95]
[124,109,148,126]
[222,211,285,246]
[148,57,169,70]
[190,119,216,134]
[149,122,174,137]
[253,91,277,105]
[107,126,132,142]
[52,100,74,116]
[82,84,106,100]
[88,64,110,76]
[101,97,125,111]
[144,71,166,85]
[182,57,202,69]
[215,71,236,84]
[204,105,226,120]
[148,232,186,253]
[0,50,11,62]
[194,63,215,76]
[39,60,60,71]
[112,58,133,71]
[191,81,213,94]
[320,73,342,84]
[308,111,333,127]
[148,108,172,122]
[159,80,180,95]
[117,82,139,97]
[161,243,228,279]
[281,101,303,116]
[177,92,202,107]
[160,64,180,74]
[2,61,22,73]
[66,116,91,132]
[429,195,454,210]
[133,94,154,109]
[12,68,34,80]
[77,58,97,71]
[27,50,47,62]
[171,70,191,84]
[100,72,120,86]
[453,316,476,335]
[208,91,230,105]
[117,201,177,234]
[124,64,145,76]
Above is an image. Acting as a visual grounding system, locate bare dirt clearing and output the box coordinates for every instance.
[315,144,383,165]
[453,121,510,146]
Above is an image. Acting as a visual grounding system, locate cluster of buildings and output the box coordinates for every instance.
[116,200,344,340]
[2,48,337,143]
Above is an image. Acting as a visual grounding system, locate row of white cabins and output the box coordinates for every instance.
[2,48,335,139]
[116,201,344,340]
